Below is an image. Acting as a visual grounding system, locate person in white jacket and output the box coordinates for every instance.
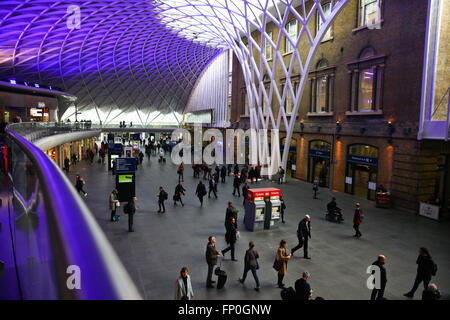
[159,148,165,162]
[174,267,194,300]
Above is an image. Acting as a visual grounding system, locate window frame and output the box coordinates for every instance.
[263,31,273,61]
[317,1,333,42]
[285,20,298,54]
[357,0,383,29]
[307,60,336,117]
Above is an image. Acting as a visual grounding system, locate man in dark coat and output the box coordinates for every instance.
[174,182,186,206]
[291,215,311,259]
[404,247,437,298]
[233,175,241,197]
[370,255,387,300]
[195,181,207,206]
[225,202,238,229]
[242,182,249,206]
[221,217,238,262]
[64,157,70,173]
[208,176,218,199]
[157,186,167,213]
[220,166,226,183]
[127,196,137,232]
[233,164,240,176]
[295,271,313,300]
[353,203,363,238]
[205,236,221,288]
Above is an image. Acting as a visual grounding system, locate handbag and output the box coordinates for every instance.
[236,231,240,239]
[273,258,282,271]
[116,201,120,207]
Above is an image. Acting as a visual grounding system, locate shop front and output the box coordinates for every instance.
[308,140,331,187]
[345,144,379,200]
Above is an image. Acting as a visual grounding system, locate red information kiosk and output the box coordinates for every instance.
[244,188,281,231]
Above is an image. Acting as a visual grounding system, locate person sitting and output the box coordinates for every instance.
[326,197,343,220]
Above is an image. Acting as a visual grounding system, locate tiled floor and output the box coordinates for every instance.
[68,153,450,300]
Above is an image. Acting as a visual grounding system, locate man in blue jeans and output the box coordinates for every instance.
[239,241,260,291]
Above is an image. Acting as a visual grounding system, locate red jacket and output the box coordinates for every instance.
[353,208,363,225]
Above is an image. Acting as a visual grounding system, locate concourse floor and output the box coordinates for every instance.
[67,154,450,300]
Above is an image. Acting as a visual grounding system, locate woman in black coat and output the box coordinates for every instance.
[195,181,207,207]
[174,182,186,206]
[221,217,238,261]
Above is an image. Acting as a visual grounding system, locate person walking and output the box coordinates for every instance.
[64,157,70,173]
[242,182,249,206]
[205,236,221,288]
[177,162,184,182]
[221,217,238,262]
[404,247,437,298]
[220,165,226,183]
[313,179,319,199]
[233,164,240,177]
[370,255,387,300]
[195,180,207,207]
[208,176,218,199]
[109,189,120,222]
[276,239,291,288]
[291,215,311,259]
[277,166,285,184]
[233,175,241,197]
[280,195,286,223]
[126,196,137,232]
[239,241,260,291]
[225,202,238,229]
[157,186,167,213]
[174,182,186,206]
[75,175,87,197]
[295,271,313,300]
[174,267,194,300]
[353,203,363,238]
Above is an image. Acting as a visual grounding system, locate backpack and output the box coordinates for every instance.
[280,286,296,300]
[123,203,130,214]
[431,260,438,276]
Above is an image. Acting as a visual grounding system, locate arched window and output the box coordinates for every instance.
[347,46,386,115]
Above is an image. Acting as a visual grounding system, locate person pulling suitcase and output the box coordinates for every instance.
[215,257,227,290]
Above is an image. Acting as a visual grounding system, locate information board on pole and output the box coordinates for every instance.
[116,157,136,173]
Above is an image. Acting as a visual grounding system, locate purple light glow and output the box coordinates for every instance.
[0,0,221,124]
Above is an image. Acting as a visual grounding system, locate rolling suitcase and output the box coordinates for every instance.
[214,259,227,289]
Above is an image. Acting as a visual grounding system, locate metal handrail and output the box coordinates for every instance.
[6,125,142,300]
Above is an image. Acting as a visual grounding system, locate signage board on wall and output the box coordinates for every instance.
[309,149,331,159]
[347,155,378,166]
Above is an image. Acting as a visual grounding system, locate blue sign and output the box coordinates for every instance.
[347,155,378,166]
[108,143,123,154]
[116,157,136,173]
[309,149,330,159]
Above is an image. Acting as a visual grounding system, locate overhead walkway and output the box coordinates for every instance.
[0,123,141,299]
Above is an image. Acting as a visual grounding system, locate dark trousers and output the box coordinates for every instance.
[209,188,217,198]
[222,242,235,260]
[242,266,260,287]
[371,285,386,300]
[158,200,165,212]
[233,186,240,196]
[198,196,204,206]
[110,209,116,221]
[281,209,285,222]
[77,187,86,195]
[277,273,284,286]
[178,172,183,182]
[207,264,215,286]
[291,237,308,257]
[128,213,134,231]
[353,223,362,237]
[410,274,431,295]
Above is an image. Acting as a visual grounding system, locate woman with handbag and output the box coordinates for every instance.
[239,241,260,291]
[174,182,186,206]
[275,239,291,288]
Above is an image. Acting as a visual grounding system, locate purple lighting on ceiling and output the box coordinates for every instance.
[0,0,222,124]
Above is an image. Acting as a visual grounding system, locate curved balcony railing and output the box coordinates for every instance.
[0,124,142,299]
